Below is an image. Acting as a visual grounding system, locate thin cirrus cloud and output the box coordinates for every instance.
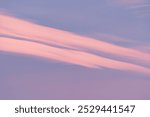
[89,33,135,43]
[1,37,150,74]
[110,0,150,17]
[111,0,147,6]
[0,13,150,74]
[1,14,150,62]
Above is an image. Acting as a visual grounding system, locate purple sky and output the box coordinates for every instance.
[0,0,150,99]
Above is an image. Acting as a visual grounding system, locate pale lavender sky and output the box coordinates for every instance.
[0,0,150,99]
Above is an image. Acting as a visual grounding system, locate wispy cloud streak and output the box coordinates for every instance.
[1,37,150,74]
[111,0,147,6]
[0,13,150,74]
[0,14,150,62]
[109,0,150,17]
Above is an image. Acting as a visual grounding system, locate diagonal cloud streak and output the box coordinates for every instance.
[1,37,150,74]
[0,13,150,74]
[0,14,150,63]
[110,0,147,6]
[109,0,150,17]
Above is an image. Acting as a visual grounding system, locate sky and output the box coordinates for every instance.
[0,0,150,99]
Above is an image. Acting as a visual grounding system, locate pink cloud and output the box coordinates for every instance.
[1,37,150,74]
[0,13,150,74]
[0,14,150,63]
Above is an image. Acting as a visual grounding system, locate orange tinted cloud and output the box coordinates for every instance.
[1,37,150,74]
[0,14,150,63]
